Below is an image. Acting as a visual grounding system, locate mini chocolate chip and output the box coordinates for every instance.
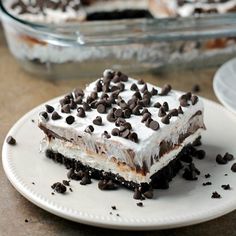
[62,180,70,186]
[51,111,62,120]
[80,174,92,185]
[85,125,94,133]
[118,83,125,91]
[140,84,148,93]
[161,115,170,124]
[119,100,128,110]
[51,182,67,194]
[191,95,199,105]
[137,202,143,207]
[158,107,166,117]
[83,102,91,111]
[221,184,231,190]
[90,91,98,100]
[151,87,158,96]
[224,153,234,161]
[111,206,117,210]
[45,104,54,113]
[66,115,75,125]
[107,111,116,122]
[195,150,206,160]
[97,104,106,114]
[142,113,151,122]
[137,79,145,84]
[102,131,111,139]
[111,128,120,136]
[132,105,141,115]
[6,136,16,145]
[129,132,138,143]
[69,100,77,109]
[153,102,161,108]
[133,188,142,200]
[163,102,169,112]
[211,191,221,199]
[192,84,200,93]
[145,118,153,127]
[186,92,192,100]
[160,84,172,96]
[121,129,130,138]
[130,83,139,91]
[39,111,49,122]
[123,122,132,130]
[77,107,86,118]
[74,96,83,104]
[123,109,132,118]
[132,91,142,100]
[141,108,150,115]
[149,120,159,131]
[169,109,178,117]
[114,108,123,118]
[86,96,94,104]
[216,154,227,164]
[74,88,84,98]
[231,163,236,172]
[93,116,102,126]
[178,106,184,114]
[61,104,71,113]
[205,173,211,178]
[115,117,126,127]
[180,98,189,107]
[110,86,119,92]
[143,190,153,199]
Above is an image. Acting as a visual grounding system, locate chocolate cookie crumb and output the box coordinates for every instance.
[111,206,117,210]
[216,154,227,165]
[211,191,221,199]
[32,182,35,185]
[51,182,67,194]
[231,163,236,172]
[6,136,16,145]
[224,174,228,176]
[116,214,120,217]
[224,153,234,161]
[203,182,212,186]
[25,219,28,223]
[137,202,143,207]
[205,174,211,178]
[31,119,35,123]
[133,188,142,200]
[221,184,231,190]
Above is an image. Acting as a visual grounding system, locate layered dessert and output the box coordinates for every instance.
[2,0,236,77]
[38,69,205,191]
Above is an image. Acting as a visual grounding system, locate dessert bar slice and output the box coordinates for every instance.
[38,69,205,188]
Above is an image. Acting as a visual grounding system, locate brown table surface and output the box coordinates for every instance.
[0,26,235,236]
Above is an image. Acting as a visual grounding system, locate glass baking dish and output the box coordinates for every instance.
[1,1,236,79]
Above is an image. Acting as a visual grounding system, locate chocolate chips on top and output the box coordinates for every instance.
[93,116,102,126]
[45,104,54,113]
[6,136,16,145]
[52,111,62,120]
[159,84,172,96]
[39,111,49,122]
[66,115,75,125]
[77,107,86,118]
[85,125,94,133]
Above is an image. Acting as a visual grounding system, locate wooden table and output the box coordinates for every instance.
[0,26,235,236]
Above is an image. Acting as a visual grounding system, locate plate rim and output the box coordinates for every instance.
[2,96,236,230]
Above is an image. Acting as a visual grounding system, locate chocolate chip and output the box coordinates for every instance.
[140,84,148,93]
[80,174,92,185]
[86,96,94,104]
[119,100,128,110]
[158,107,166,117]
[103,83,110,93]
[102,131,111,139]
[130,83,139,91]
[51,182,67,194]
[132,91,142,100]
[115,117,126,127]
[151,87,158,96]
[121,129,130,138]
[118,83,125,92]
[62,180,70,186]
[6,136,16,145]
[141,108,150,115]
[192,84,200,93]
[211,191,221,199]
[145,117,152,127]
[178,106,184,114]
[143,190,153,199]
[122,122,132,130]
[39,111,49,122]
[142,113,151,122]
[169,109,178,117]
[93,116,102,126]
[163,102,169,112]
[107,111,116,122]
[77,107,86,118]
[45,104,54,113]
[129,132,138,143]
[103,69,114,81]
[205,173,211,178]
[66,115,75,125]
[221,184,231,190]
[132,105,141,116]
[98,179,118,190]
[111,206,117,210]
[133,188,142,200]
[216,154,227,164]
[160,84,172,96]
[191,95,199,105]
[161,115,170,124]
[61,104,71,113]
[74,96,83,104]
[137,202,143,207]
[137,79,145,84]
[85,125,94,133]
[110,86,119,92]
[83,102,91,111]
[111,128,120,136]
[97,104,106,114]
[123,109,132,118]
[74,88,84,98]
[69,100,77,109]
[149,120,159,131]
[51,111,62,120]
[114,109,123,118]
[231,163,236,172]
[154,102,161,108]
[224,153,234,161]
[95,80,103,92]
[203,182,212,186]
[194,150,206,160]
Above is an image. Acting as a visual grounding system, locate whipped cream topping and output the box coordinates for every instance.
[39,70,205,172]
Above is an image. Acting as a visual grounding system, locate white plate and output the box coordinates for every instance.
[2,97,236,230]
[213,57,236,115]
